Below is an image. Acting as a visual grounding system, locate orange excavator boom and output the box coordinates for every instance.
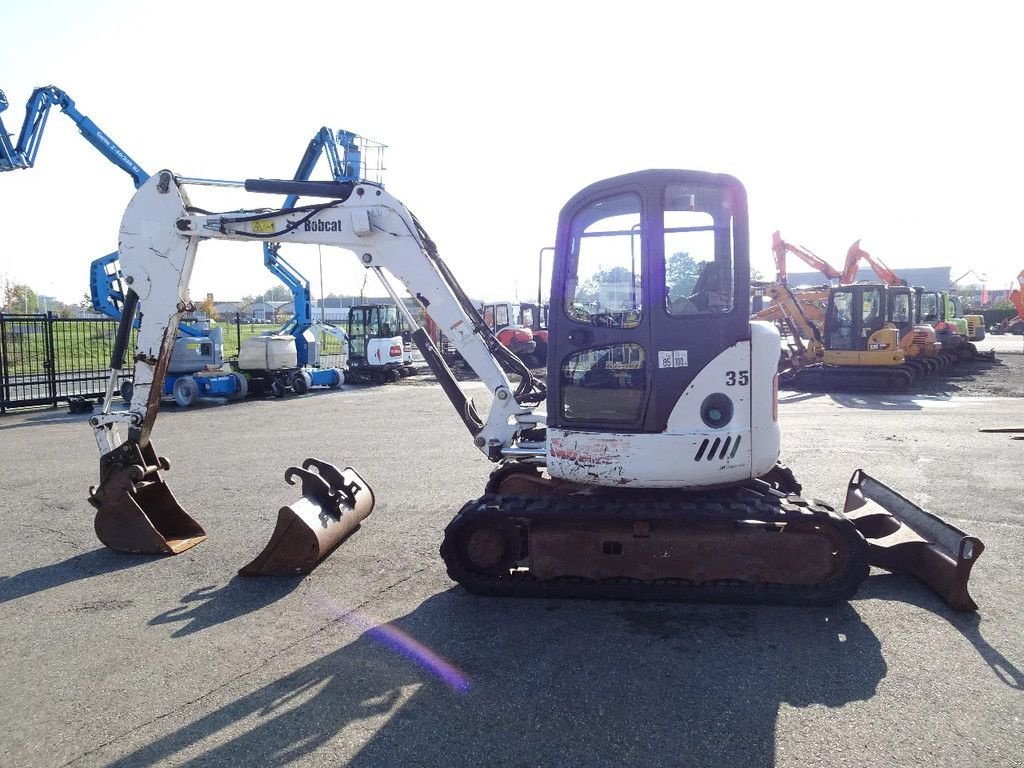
[772,230,843,284]
[842,240,906,286]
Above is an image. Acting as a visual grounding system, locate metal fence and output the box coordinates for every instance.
[0,312,352,413]
[0,313,134,413]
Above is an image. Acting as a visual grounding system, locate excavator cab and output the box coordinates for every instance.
[346,304,406,381]
[824,284,887,351]
[886,285,942,374]
[917,289,970,360]
[886,285,915,335]
[548,171,747,438]
[820,284,904,371]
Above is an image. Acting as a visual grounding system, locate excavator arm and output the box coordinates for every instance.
[91,172,543,464]
[752,281,825,362]
[771,230,842,284]
[842,240,906,286]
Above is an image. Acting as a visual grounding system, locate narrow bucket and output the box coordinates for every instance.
[239,459,374,577]
[843,469,984,610]
[90,442,207,555]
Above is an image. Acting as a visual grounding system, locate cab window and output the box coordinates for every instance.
[565,193,642,329]
[861,288,882,333]
[829,291,855,349]
[561,343,647,422]
[920,293,938,322]
[664,184,734,316]
[891,293,911,324]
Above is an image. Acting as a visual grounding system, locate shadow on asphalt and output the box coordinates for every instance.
[149,576,303,638]
[0,408,97,431]
[0,548,151,603]
[859,574,1023,689]
[0,386,356,429]
[105,592,885,768]
[777,391,826,405]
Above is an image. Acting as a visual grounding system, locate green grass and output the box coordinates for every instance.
[0,323,137,376]
[0,319,348,377]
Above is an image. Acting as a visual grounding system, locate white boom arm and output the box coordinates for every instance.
[91,171,542,460]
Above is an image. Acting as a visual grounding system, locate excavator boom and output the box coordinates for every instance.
[772,230,842,284]
[842,240,905,286]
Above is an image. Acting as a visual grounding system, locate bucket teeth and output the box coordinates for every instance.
[90,441,206,555]
[239,459,374,577]
[844,469,984,611]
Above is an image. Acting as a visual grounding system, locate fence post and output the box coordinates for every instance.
[235,312,241,356]
[44,311,58,407]
[0,313,7,414]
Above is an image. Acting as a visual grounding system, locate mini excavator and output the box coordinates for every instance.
[87,169,983,609]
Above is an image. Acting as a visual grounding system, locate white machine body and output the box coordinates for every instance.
[92,171,780,491]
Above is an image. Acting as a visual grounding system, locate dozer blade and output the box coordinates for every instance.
[843,469,984,611]
[239,459,374,577]
[90,442,207,555]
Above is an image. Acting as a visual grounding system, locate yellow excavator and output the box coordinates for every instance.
[760,236,944,388]
[757,281,920,390]
[842,241,945,372]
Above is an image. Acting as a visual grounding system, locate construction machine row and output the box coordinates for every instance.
[758,233,996,392]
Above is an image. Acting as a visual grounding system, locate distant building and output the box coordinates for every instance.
[213,300,243,318]
[242,300,288,322]
[786,266,952,291]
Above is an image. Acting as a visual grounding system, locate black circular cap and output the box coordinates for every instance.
[700,393,734,429]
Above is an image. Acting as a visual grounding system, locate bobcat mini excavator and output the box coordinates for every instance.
[87,169,983,608]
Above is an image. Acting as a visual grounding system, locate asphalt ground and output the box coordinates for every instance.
[0,342,1021,767]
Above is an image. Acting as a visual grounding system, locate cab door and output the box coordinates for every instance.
[547,170,749,433]
[548,183,650,430]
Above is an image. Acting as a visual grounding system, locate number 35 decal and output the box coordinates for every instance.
[725,370,749,386]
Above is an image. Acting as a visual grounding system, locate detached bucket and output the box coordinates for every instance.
[844,469,984,611]
[90,442,207,555]
[239,459,374,577]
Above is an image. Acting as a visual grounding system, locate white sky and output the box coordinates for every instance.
[1,0,1021,306]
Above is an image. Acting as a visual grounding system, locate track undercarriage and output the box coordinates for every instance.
[440,464,870,607]
[439,463,982,610]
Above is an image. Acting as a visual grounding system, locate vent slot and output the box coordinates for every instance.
[729,435,742,459]
[694,439,709,461]
[718,436,732,460]
[707,437,721,461]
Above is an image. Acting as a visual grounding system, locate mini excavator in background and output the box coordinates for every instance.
[761,236,948,389]
[86,168,983,609]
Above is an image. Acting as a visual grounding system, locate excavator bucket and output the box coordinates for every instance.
[89,442,207,554]
[843,470,984,611]
[239,459,374,577]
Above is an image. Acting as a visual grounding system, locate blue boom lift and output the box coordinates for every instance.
[1,85,244,405]
[2,85,396,399]
[254,127,363,393]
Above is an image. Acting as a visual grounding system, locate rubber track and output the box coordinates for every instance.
[440,488,870,607]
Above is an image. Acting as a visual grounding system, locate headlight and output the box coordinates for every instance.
[700,393,733,429]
